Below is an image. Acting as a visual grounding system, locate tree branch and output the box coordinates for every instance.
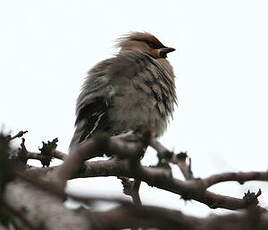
[11,131,267,213]
[203,171,268,188]
[93,205,268,230]
[27,158,267,211]
[3,179,91,230]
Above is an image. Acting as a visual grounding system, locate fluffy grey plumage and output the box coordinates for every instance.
[70,32,177,148]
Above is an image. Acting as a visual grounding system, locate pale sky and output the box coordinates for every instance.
[1,0,268,217]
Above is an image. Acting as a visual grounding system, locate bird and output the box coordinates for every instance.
[69,32,177,149]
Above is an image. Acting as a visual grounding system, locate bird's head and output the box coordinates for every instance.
[116,32,175,59]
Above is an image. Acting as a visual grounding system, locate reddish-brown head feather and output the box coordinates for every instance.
[118,32,164,47]
[116,32,173,59]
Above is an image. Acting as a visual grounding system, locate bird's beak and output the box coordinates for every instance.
[159,47,176,58]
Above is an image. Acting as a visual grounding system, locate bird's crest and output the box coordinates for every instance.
[115,32,165,49]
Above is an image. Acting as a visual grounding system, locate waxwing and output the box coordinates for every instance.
[70,32,177,148]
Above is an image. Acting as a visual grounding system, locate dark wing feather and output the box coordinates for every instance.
[69,59,114,148]
[76,97,109,143]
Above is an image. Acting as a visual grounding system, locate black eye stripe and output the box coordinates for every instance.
[133,38,165,49]
[145,40,161,49]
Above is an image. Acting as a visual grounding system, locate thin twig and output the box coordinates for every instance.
[202,171,268,188]
[27,150,67,161]
[132,179,142,206]
[7,130,28,141]
[149,138,193,179]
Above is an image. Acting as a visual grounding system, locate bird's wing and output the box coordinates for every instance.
[70,59,114,147]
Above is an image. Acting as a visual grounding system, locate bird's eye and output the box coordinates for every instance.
[145,40,161,49]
